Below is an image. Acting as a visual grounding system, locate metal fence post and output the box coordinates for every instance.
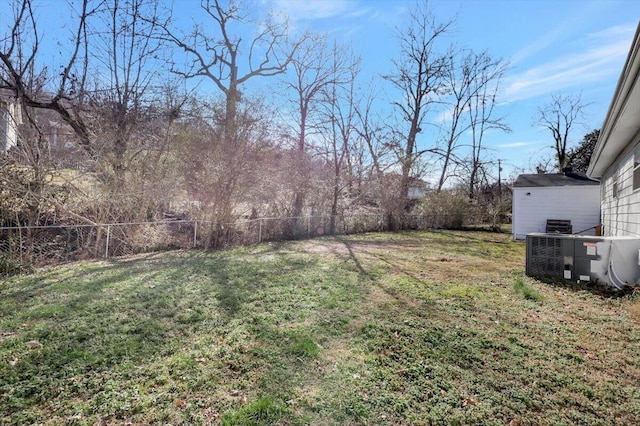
[18,226,23,265]
[258,219,262,244]
[105,224,110,258]
[193,221,198,248]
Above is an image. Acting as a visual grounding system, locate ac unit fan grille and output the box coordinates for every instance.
[528,236,564,277]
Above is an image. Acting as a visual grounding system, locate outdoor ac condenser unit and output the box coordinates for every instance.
[526,233,575,280]
[526,233,640,290]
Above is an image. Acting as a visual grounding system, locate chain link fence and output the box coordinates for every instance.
[0,212,486,276]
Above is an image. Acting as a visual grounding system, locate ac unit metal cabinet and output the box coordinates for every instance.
[574,237,607,282]
[588,237,640,289]
[525,233,640,290]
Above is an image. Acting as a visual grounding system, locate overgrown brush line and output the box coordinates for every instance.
[0,213,505,278]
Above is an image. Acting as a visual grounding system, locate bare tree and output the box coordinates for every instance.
[464,54,509,198]
[55,0,174,199]
[1,0,94,154]
[1,0,173,181]
[281,34,336,222]
[316,43,360,234]
[436,50,507,192]
[178,96,274,247]
[156,0,305,138]
[0,0,95,255]
[535,93,588,171]
[146,0,307,242]
[355,86,389,181]
[280,35,355,233]
[383,1,452,227]
[1,0,193,256]
[354,86,400,221]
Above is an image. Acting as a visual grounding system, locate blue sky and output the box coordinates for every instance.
[9,0,640,180]
[264,0,639,179]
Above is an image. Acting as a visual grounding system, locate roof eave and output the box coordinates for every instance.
[588,23,640,179]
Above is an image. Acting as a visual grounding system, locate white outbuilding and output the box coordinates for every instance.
[512,171,601,240]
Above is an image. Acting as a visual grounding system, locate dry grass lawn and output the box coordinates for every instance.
[1,230,639,425]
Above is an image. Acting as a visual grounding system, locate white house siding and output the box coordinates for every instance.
[512,186,601,240]
[600,139,640,237]
[0,100,21,152]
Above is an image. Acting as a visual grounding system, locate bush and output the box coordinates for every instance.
[0,253,27,276]
[418,190,472,229]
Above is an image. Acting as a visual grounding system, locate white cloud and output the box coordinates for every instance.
[509,24,568,66]
[502,24,636,102]
[269,0,366,21]
[585,24,638,41]
[496,141,534,149]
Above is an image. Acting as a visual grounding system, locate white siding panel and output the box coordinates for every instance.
[600,140,640,237]
[512,186,600,239]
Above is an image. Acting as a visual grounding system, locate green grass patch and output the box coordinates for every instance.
[1,230,639,424]
[221,396,289,425]
[440,283,481,299]
[283,331,320,358]
[513,277,544,301]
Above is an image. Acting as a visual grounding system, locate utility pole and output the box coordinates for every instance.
[494,158,504,232]
[497,159,502,199]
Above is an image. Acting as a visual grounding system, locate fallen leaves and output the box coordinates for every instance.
[462,397,478,408]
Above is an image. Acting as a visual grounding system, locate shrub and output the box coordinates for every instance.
[418,190,472,229]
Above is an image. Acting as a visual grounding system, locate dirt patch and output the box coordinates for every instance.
[366,282,396,305]
[296,239,349,255]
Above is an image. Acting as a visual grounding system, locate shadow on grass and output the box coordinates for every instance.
[0,248,322,416]
[428,229,515,246]
[337,236,427,286]
[534,276,634,298]
[336,237,371,278]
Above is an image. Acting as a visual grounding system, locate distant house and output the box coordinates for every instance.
[47,119,77,150]
[0,89,81,160]
[0,90,22,153]
[512,171,600,240]
[587,23,640,237]
[407,177,429,200]
[377,173,429,200]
